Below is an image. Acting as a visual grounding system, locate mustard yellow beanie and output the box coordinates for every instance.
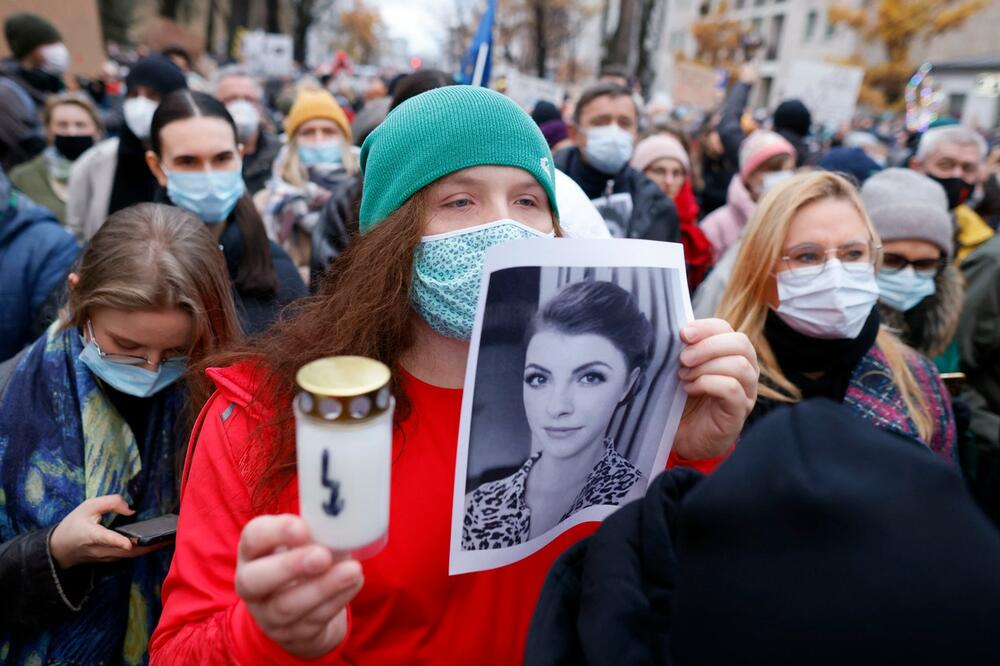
[284,88,352,141]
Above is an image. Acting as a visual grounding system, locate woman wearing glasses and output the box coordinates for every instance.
[718,170,956,461]
[860,169,964,367]
[0,203,241,665]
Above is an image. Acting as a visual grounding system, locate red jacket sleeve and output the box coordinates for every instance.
[667,445,732,475]
[149,393,348,665]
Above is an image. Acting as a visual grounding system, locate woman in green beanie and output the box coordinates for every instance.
[151,85,760,664]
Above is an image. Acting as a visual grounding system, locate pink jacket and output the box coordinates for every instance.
[699,175,756,259]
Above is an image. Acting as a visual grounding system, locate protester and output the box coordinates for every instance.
[860,169,962,364]
[843,130,889,167]
[144,89,306,334]
[692,129,794,317]
[261,88,359,281]
[716,170,955,459]
[773,98,815,167]
[696,62,757,216]
[66,54,187,243]
[0,166,78,361]
[349,74,393,146]
[531,100,572,153]
[213,65,281,195]
[526,400,1000,666]
[631,134,713,289]
[389,68,454,111]
[0,13,69,171]
[0,203,240,665]
[149,85,758,664]
[816,146,882,186]
[910,125,993,262]
[974,144,1000,230]
[700,129,796,258]
[956,218,1000,520]
[556,82,679,241]
[9,92,104,223]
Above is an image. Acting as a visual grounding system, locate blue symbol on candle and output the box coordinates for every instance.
[321,450,344,516]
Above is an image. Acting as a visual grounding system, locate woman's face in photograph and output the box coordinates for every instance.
[522,329,636,461]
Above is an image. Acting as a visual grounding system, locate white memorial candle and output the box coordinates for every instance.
[294,356,393,558]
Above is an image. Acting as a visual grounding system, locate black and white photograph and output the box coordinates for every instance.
[449,239,691,574]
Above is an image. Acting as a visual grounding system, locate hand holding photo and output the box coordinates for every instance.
[449,239,692,574]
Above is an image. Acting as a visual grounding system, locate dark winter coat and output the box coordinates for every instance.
[698,81,750,216]
[0,192,78,361]
[554,147,679,242]
[309,174,361,289]
[526,400,1000,666]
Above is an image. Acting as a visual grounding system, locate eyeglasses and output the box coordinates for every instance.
[881,253,945,276]
[777,240,880,283]
[86,320,187,370]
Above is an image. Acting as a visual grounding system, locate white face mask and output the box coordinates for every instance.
[122,95,158,140]
[773,260,879,339]
[761,170,794,195]
[226,100,260,142]
[583,125,634,175]
[39,43,70,75]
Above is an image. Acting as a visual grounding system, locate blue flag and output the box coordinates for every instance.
[460,0,496,87]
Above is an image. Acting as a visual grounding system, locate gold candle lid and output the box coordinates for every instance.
[295,356,393,423]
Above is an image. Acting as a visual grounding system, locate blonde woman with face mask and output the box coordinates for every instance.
[718,171,956,461]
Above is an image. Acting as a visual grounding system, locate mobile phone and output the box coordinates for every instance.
[113,513,178,547]
[939,372,966,397]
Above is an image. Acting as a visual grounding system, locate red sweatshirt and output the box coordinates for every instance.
[150,363,723,665]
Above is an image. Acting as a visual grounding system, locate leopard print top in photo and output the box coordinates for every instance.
[461,441,643,551]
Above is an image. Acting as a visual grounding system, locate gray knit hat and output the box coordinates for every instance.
[860,168,953,256]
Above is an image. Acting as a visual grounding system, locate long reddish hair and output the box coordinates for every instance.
[206,192,427,508]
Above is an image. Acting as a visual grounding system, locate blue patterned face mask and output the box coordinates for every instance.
[412,219,552,339]
[166,166,245,224]
[299,141,342,166]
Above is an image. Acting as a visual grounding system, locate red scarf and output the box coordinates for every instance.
[674,179,713,291]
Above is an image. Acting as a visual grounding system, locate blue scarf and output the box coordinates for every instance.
[0,325,184,665]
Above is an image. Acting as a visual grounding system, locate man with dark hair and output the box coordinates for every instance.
[555,82,679,242]
[0,13,70,170]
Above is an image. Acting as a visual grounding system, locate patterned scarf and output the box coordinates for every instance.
[0,324,183,665]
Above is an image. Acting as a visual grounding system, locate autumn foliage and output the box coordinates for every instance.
[829,0,990,110]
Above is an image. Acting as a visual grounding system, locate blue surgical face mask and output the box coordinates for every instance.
[298,141,342,166]
[166,167,245,224]
[411,219,553,339]
[583,124,634,175]
[877,266,936,312]
[78,330,187,398]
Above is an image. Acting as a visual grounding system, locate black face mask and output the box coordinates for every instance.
[19,67,63,94]
[928,174,974,210]
[54,135,95,161]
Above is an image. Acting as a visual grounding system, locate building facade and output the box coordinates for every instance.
[653,0,1000,120]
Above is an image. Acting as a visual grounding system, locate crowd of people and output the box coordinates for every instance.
[1,10,999,665]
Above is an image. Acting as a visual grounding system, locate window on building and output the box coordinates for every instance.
[752,16,764,35]
[825,19,836,39]
[759,76,774,108]
[766,14,785,60]
[948,93,967,120]
[735,0,746,8]
[754,0,766,6]
[804,10,817,41]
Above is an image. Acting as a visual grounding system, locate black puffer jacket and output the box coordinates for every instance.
[309,175,362,290]
[554,147,679,242]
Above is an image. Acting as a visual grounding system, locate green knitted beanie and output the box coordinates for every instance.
[359,85,558,233]
[4,13,61,60]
